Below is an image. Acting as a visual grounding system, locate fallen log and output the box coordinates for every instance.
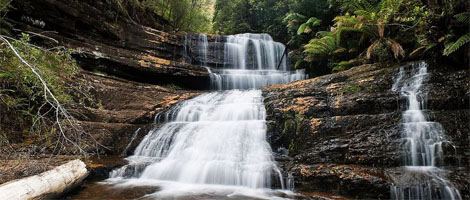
[0,159,88,200]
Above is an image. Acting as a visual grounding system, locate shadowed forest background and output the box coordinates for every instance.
[114,0,469,77]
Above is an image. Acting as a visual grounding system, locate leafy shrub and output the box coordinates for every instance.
[0,33,89,151]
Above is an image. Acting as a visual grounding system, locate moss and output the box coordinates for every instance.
[288,139,295,153]
[346,85,362,93]
[365,84,379,93]
[164,83,185,90]
[295,114,305,135]
[282,119,296,136]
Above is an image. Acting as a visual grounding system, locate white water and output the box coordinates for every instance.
[108,33,306,199]
[390,61,461,200]
[212,33,306,90]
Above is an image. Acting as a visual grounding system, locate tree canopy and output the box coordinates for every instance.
[213,0,469,77]
[141,0,215,33]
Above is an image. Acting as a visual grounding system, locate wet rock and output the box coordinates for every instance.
[262,63,469,198]
[293,164,390,199]
[68,72,202,155]
[66,182,159,200]
[84,156,128,181]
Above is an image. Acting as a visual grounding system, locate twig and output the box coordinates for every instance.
[24,31,59,44]
[0,35,100,157]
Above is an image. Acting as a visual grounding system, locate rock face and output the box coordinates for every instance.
[8,0,211,89]
[7,0,286,90]
[69,71,201,155]
[4,0,204,156]
[262,63,469,199]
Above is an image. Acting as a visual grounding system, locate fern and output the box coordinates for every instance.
[297,24,308,35]
[444,33,470,56]
[454,12,470,24]
[297,17,322,35]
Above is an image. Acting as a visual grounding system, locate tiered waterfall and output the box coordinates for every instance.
[109,33,306,198]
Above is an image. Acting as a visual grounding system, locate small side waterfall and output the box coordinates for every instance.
[109,33,305,198]
[120,128,141,156]
[390,61,461,200]
[198,34,208,67]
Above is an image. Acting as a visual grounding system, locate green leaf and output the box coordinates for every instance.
[297,23,307,35]
[444,33,470,56]
[454,12,470,24]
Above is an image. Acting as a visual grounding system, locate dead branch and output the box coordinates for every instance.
[0,35,106,157]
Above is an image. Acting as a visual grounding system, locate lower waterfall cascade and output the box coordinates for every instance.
[390,61,462,200]
[108,33,306,199]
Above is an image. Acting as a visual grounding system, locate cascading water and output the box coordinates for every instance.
[390,61,461,200]
[109,33,306,199]
[213,33,306,90]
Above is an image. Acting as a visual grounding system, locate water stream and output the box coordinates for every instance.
[105,33,306,199]
[390,61,461,200]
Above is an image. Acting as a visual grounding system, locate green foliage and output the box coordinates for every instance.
[0,33,81,145]
[328,0,380,13]
[0,0,12,35]
[443,12,470,56]
[140,0,214,33]
[332,60,358,72]
[444,33,470,56]
[213,0,467,75]
[297,17,322,35]
[1,34,78,103]
[346,85,362,93]
[454,11,470,24]
[304,31,346,61]
[213,0,290,40]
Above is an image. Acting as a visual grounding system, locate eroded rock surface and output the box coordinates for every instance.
[262,63,469,199]
[69,71,201,155]
[8,0,210,89]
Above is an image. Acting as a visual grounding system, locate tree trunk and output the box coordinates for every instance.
[0,159,88,199]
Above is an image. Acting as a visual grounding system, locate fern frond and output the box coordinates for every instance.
[388,39,405,59]
[316,31,330,38]
[297,23,307,35]
[454,12,470,24]
[444,33,470,56]
[306,17,322,26]
[366,40,380,59]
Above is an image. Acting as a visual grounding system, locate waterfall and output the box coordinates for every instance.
[182,34,190,64]
[215,33,306,90]
[120,128,141,156]
[390,61,461,200]
[109,33,305,198]
[198,34,208,67]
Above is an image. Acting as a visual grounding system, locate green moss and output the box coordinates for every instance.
[365,84,379,93]
[282,119,296,136]
[295,114,305,135]
[346,85,362,93]
[288,139,295,153]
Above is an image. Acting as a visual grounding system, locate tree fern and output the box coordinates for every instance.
[444,33,470,56]
[297,17,321,35]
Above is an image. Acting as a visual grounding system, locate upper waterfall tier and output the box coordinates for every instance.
[223,33,287,70]
[186,33,307,90]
